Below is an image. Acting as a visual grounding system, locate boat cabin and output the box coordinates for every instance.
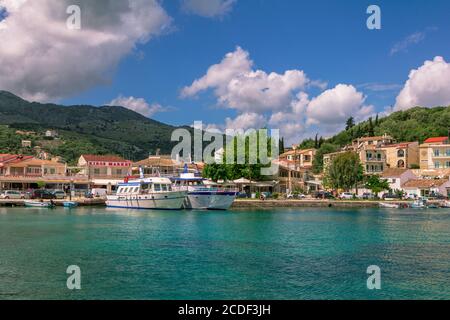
[116,178,173,195]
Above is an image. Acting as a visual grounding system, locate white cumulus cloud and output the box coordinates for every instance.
[0,0,171,101]
[182,46,310,113]
[395,56,450,111]
[108,95,169,118]
[224,112,266,131]
[181,0,236,18]
[306,84,374,125]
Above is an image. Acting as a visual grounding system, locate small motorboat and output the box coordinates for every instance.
[24,200,55,208]
[411,198,427,209]
[63,201,78,208]
[379,202,400,209]
[441,201,450,208]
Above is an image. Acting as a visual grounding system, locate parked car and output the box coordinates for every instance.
[0,190,24,199]
[52,190,67,199]
[429,192,447,200]
[287,193,306,199]
[360,192,376,200]
[314,191,334,199]
[339,192,354,200]
[31,190,56,200]
[237,192,249,199]
[382,193,401,200]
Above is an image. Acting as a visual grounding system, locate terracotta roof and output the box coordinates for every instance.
[0,154,34,164]
[82,155,129,162]
[403,179,449,189]
[383,142,417,148]
[280,149,316,156]
[424,137,449,144]
[134,157,177,167]
[381,168,409,178]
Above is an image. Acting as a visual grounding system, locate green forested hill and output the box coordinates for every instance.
[0,91,183,163]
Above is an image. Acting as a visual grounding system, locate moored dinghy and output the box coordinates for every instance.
[24,200,55,208]
[379,202,400,209]
[63,201,78,208]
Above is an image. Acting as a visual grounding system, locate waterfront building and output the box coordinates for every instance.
[132,155,204,177]
[381,142,419,169]
[279,148,316,169]
[77,155,132,193]
[419,136,450,170]
[402,178,450,198]
[381,168,417,191]
[0,154,88,191]
[323,135,420,175]
[276,149,317,193]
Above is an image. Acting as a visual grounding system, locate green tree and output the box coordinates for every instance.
[324,152,364,191]
[368,117,375,136]
[312,143,339,174]
[364,175,390,195]
[345,117,355,130]
[202,132,276,181]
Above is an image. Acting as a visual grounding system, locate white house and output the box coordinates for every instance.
[381,168,417,191]
[402,178,450,198]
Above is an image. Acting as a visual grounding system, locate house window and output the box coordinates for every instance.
[397,160,405,168]
[434,149,440,157]
[392,179,397,184]
[446,149,450,156]
[435,162,441,169]
[446,161,450,168]
[397,150,405,157]
[94,168,100,175]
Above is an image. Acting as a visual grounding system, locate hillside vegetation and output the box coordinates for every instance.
[0,91,182,163]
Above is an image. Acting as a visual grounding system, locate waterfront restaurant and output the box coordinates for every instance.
[77,155,132,194]
[0,154,89,191]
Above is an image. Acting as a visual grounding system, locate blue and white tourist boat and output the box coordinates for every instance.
[106,168,187,210]
[172,171,238,210]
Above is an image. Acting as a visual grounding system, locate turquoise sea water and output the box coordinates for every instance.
[0,206,449,300]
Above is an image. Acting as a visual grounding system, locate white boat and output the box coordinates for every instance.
[379,202,400,209]
[440,201,450,208]
[106,170,187,210]
[411,198,427,209]
[172,172,238,210]
[24,200,55,208]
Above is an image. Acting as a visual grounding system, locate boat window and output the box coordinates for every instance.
[142,183,149,190]
[154,184,161,192]
[117,187,123,193]
[161,184,168,191]
[123,187,129,193]
[168,185,173,191]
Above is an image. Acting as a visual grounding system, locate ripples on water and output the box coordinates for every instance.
[0,207,449,300]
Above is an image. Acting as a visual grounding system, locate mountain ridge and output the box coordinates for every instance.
[0,90,181,163]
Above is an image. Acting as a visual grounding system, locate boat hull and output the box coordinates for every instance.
[24,201,53,208]
[184,191,237,210]
[106,191,187,210]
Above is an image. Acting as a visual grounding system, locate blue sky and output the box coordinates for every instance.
[2,0,450,143]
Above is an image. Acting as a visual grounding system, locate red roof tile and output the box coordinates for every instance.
[424,137,448,144]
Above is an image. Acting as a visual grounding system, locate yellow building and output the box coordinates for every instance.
[279,148,316,169]
[381,142,419,169]
[419,137,450,169]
